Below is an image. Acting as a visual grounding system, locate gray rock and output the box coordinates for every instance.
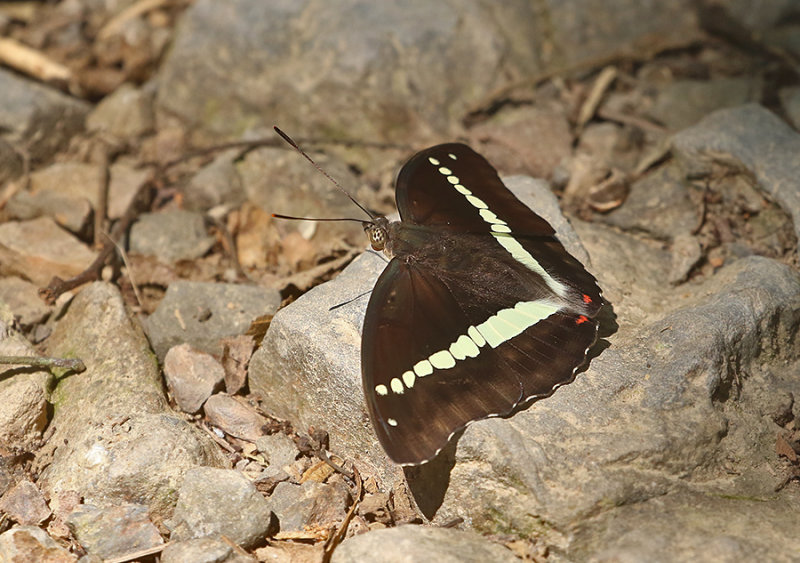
[0,217,97,286]
[266,481,350,532]
[0,525,77,563]
[0,466,9,498]
[27,162,103,204]
[601,163,699,240]
[5,187,93,235]
[161,535,257,563]
[647,77,761,131]
[108,162,152,220]
[0,276,52,327]
[331,526,518,563]
[86,82,155,138]
[0,372,48,451]
[129,209,215,263]
[779,86,800,129]
[249,176,595,485]
[164,344,225,413]
[66,504,163,560]
[427,254,800,547]
[168,467,276,549]
[255,433,300,478]
[0,480,51,525]
[671,103,800,242]
[144,280,280,361]
[183,149,246,212]
[155,1,698,144]
[570,489,800,561]
[668,232,702,284]
[0,137,23,185]
[39,282,227,518]
[204,394,267,441]
[0,68,89,161]
[252,542,322,562]
[236,146,364,245]
[468,103,573,178]
[0,326,50,450]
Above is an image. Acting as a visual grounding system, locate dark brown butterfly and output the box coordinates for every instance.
[360,144,603,465]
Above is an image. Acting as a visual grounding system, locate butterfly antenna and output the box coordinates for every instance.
[329,289,373,311]
[271,213,366,223]
[274,126,377,222]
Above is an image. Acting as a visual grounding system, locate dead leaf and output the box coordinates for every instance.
[776,433,798,463]
[221,334,255,394]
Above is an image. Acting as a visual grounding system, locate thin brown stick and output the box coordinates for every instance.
[39,174,154,304]
[104,233,143,309]
[576,66,618,132]
[323,466,362,563]
[200,423,238,454]
[461,43,693,125]
[317,448,354,481]
[0,37,72,85]
[104,541,171,563]
[0,355,85,372]
[97,0,170,41]
[596,107,669,134]
[95,146,110,248]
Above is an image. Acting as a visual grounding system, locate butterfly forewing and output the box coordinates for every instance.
[361,143,604,465]
[395,144,556,236]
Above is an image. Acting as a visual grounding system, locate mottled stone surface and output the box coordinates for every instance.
[332,526,518,563]
[168,467,276,549]
[39,283,227,519]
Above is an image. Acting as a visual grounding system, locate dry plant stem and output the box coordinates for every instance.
[104,232,144,309]
[219,535,252,557]
[576,65,618,131]
[596,107,669,134]
[97,0,170,41]
[39,177,154,304]
[461,46,683,124]
[323,467,362,563]
[95,147,111,248]
[0,37,72,85]
[104,541,171,563]
[0,355,86,372]
[317,448,353,481]
[200,422,238,454]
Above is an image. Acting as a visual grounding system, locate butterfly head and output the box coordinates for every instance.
[364,217,391,252]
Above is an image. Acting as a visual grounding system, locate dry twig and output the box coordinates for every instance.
[322,467,362,563]
[576,66,618,132]
[0,37,72,86]
[104,541,171,563]
[39,173,154,304]
[0,355,86,373]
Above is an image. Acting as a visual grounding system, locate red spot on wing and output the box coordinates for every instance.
[576,315,589,325]
[582,294,592,304]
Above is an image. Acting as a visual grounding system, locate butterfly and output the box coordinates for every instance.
[360,143,603,465]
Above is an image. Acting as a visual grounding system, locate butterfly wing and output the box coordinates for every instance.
[361,251,600,465]
[361,143,604,465]
[362,258,523,465]
[396,143,602,314]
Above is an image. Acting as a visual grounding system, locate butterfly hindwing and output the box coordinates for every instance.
[361,258,526,465]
